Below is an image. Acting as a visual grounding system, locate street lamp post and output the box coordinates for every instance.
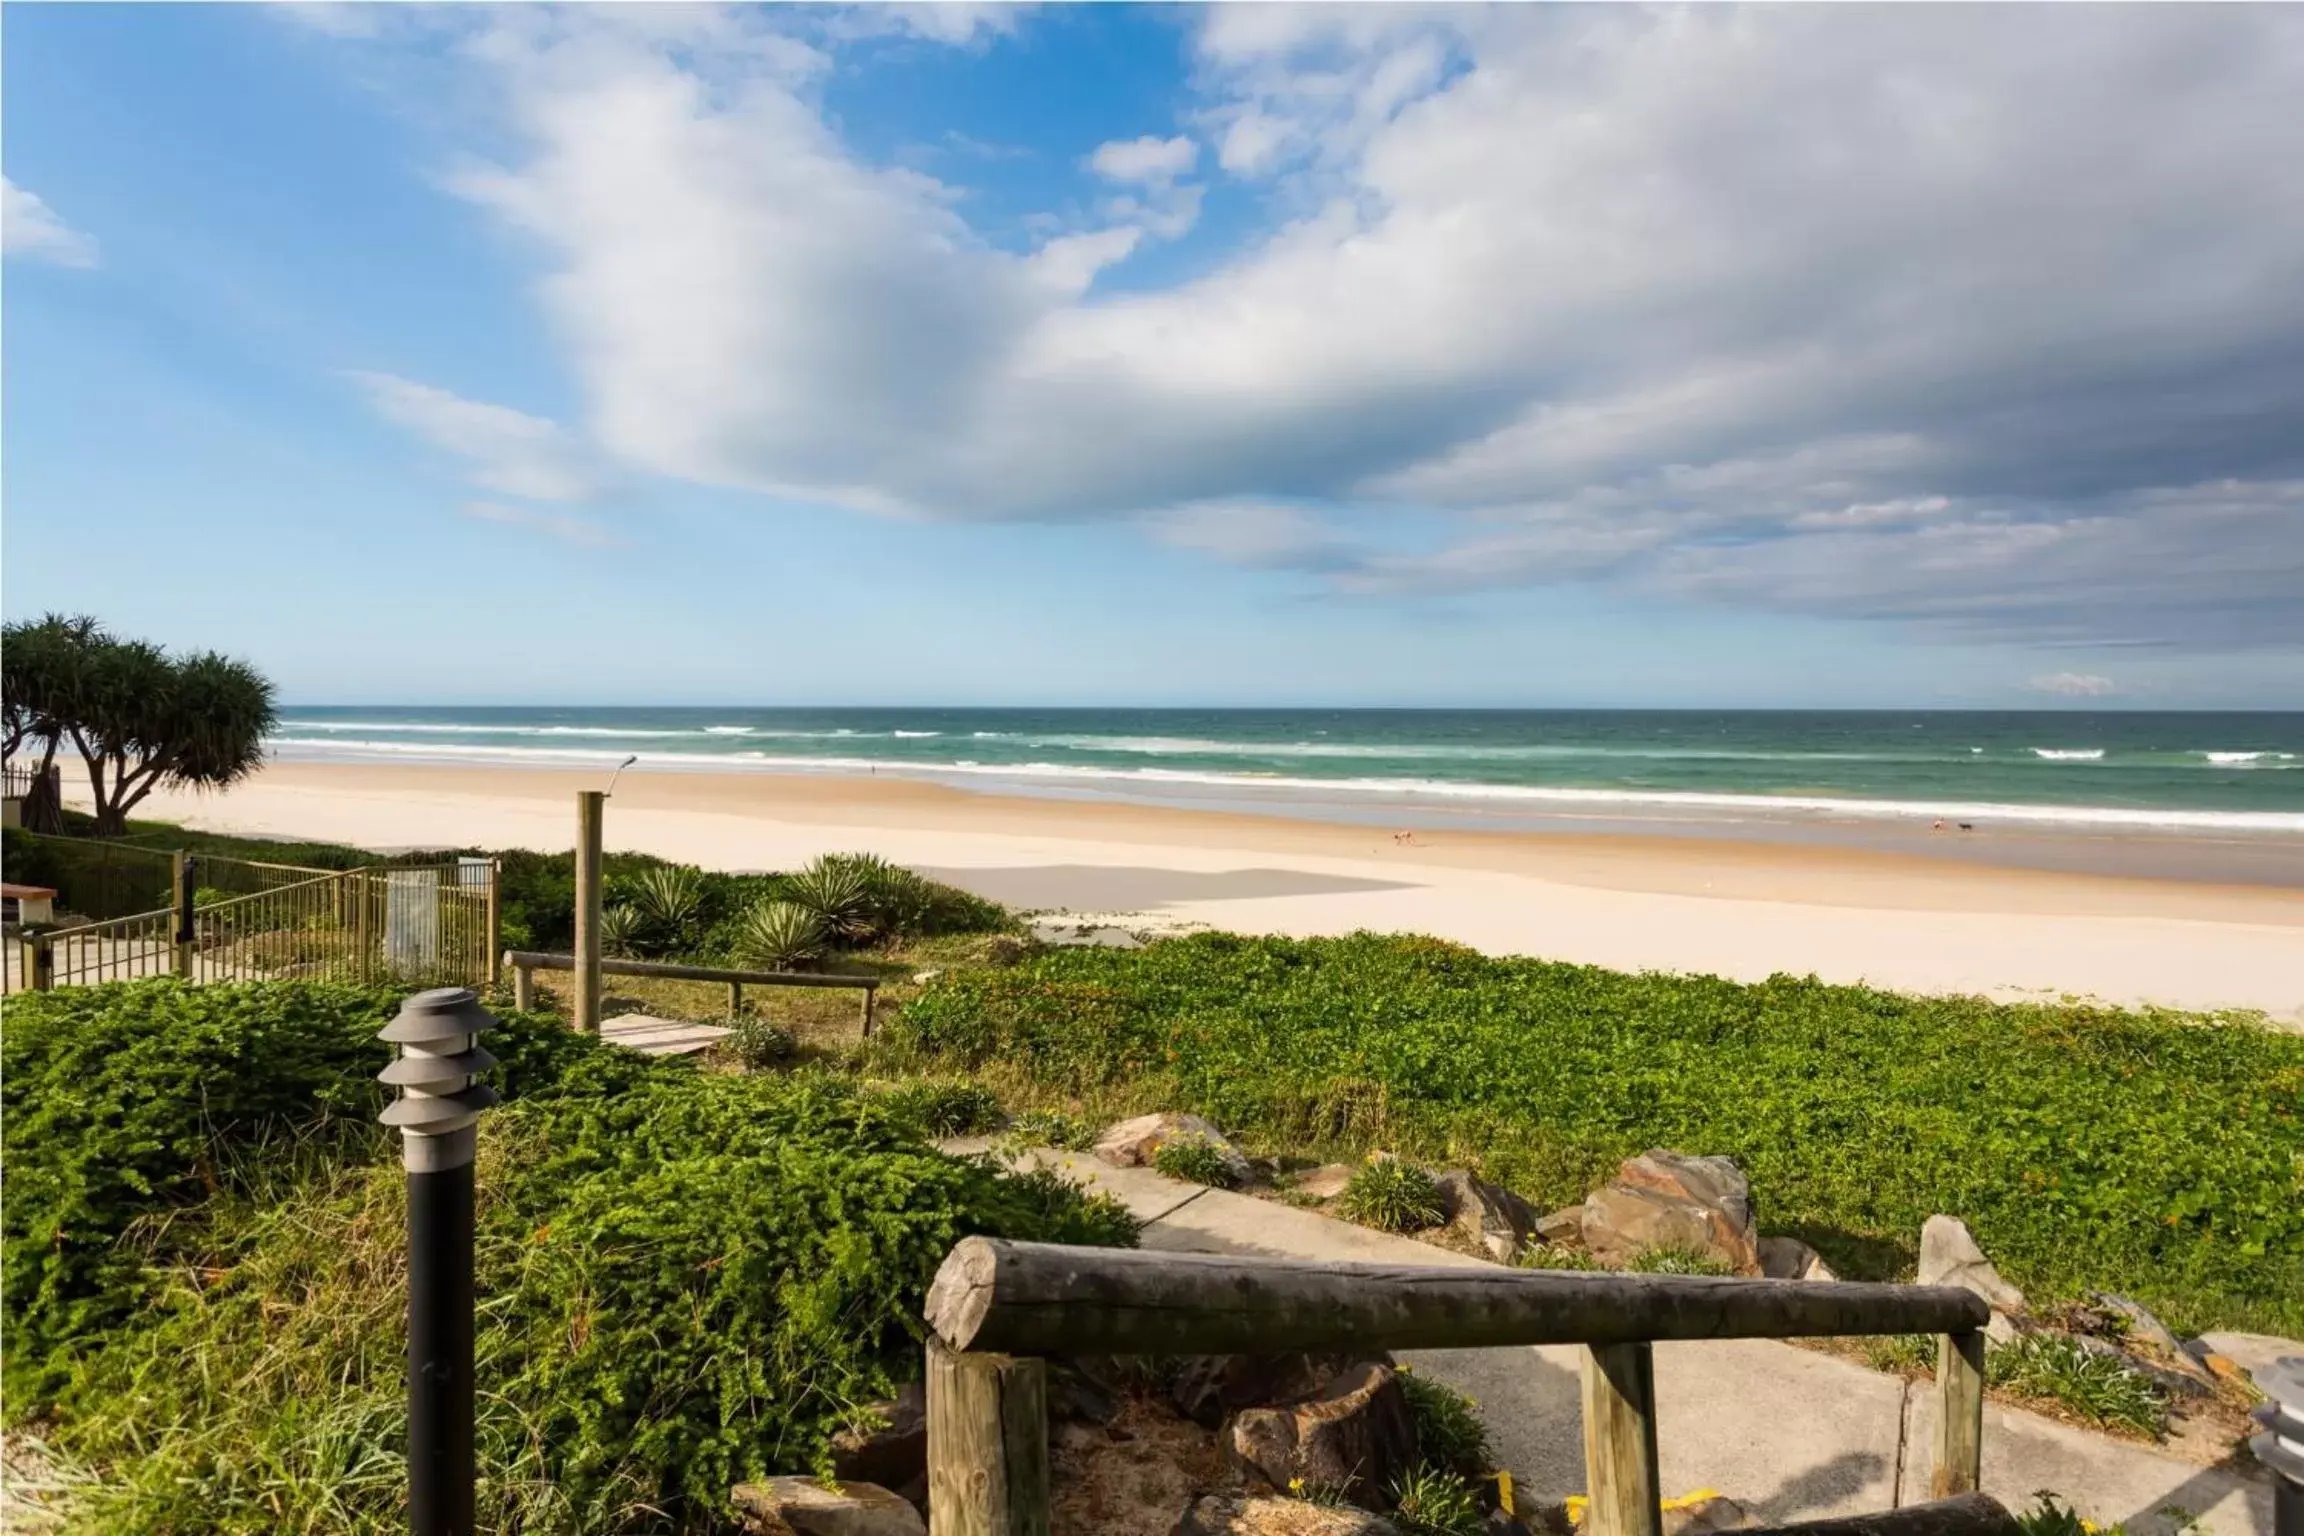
[378,987,499,1536]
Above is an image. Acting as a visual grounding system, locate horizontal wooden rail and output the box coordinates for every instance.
[926,1237,1989,1357]
[503,949,881,1033]
[503,950,878,989]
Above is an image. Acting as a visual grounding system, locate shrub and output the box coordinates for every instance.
[1337,1158,1446,1232]
[729,1018,798,1070]
[1516,1240,1603,1271]
[890,932,2304,1334]
[1989,1333,2166,1438]
[1152,1137,1238,1188]
[0,979,609,1413]
[1397,1367,1491,1480]
[873,1078,1007,1137]
[20,990,1135,1532]
[1389,1464,1485,1536]
[1862,1333,1936,1373]
[732,899,827,970]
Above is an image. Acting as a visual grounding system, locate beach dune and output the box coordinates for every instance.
[121,762,2304,1022]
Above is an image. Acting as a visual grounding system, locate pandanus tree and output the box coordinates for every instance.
[2,613,277,834]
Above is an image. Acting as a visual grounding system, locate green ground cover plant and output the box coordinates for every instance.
[1151,1137,1239,1188]
[1989,1334,2168,1439]
[1336,1158,1448,1232]
[885,932,2304,1334]
[7,980,1133,1534]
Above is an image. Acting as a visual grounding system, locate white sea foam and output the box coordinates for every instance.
[2031,749,2106,761]
[703,725,753,735]
[2200,750,2297,765]
[264,736,2304,834]
[891,730,942,738]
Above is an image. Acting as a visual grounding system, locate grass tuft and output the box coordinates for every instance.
[1990,1333,2167,1438]
[1337,1158,1447,1233]
[1151,1137,1238,1188]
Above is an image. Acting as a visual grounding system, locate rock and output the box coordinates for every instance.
[2194,1330,2303,1382]
[2072,1335,2211,1400]
[1916,1216,2026,1335]
[1532,1208,1586,1249]
[2083,1294,2217,1393]
[731,1477,926,1536]
[979,934,1031,967]
[1172,1353,1365,1429]
[1049,1358,1124,1425]
[1292,1163,1358,1202]
[1579,1151,1761,1275]
[1094,1112,1253,1185]
[910,969,943,985]
[1174,1495,1402,1535]
[1757,1236,1838,1283]
[1662,1494,1752,1536]
[1224,1361,1419,1508]
[829,1385,925,1509]
[1435,1171,1537,1263]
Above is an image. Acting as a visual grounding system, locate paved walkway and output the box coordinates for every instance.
[954,1144,2275,1536]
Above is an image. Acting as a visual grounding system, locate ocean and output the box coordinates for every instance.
[270,707,2304,836]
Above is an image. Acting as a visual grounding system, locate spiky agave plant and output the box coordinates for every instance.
[597,904,646,959]
[731,900,826,970]
[782,858,875,943]
[628,865,707,941]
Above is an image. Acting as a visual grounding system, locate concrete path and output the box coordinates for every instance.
[955,1145,2274,1536]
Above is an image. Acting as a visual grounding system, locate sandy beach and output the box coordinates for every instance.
[104,761,2304,1020]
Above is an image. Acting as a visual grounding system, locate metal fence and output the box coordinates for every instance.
[5,855,499,996]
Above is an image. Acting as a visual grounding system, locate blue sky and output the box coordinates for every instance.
[6,3,2302,708]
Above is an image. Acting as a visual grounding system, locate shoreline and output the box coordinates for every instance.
[110,761,2304,1020]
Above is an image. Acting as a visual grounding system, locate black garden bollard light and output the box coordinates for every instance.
[2256,1356,2304,1536]
[378,987,499,1536]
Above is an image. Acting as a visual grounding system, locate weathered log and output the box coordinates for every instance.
[925,1339,1048,1536]
[923,1239,1989,1357]
[1931,1330,1986,1497]
[1745,1494,2018,1536]
[1581,1341,1662,1536]
[503,950,878,990]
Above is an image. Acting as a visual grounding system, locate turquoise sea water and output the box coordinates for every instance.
[272,708,2304,834]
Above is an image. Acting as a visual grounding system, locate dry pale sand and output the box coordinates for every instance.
[124,762,2304,1020]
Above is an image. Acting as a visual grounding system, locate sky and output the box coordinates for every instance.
[5,2,2302,710]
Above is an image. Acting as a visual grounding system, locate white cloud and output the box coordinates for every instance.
[459,501,622,549]
[1090,134,1197,185]
[2027,672,2117,698]
[396,5,2304,647]
[351,372,615,503]
[2,178,99,268]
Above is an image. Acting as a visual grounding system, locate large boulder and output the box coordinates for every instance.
[1435,1171,1537,1263]
[1174,1496,1403,1535]
[1758,1236,1839,1283]
[2082,1293,2218,1396]
[731,1478,926,1536]
[1916,1216,2024,1339]
[1095,1112,1253,1186]
[1172,1353,1368,1429]
[1224,1361,1419,1508]
[1579,1151,1761,1276]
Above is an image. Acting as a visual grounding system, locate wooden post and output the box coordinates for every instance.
[1581,1342,1662,1536]
[727,980,743,1020]
[512,963,535,1013]
[22,934,53,992]
[859,983,874,1038]
[1932,1329,1986,1497]
[171,851,196,978]
[926,1337,1049,1536]
[485,858,502,988]
[572,791,604,1034]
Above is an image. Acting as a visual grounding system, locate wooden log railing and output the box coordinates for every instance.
[921,1237,1993,1536]
[500,950,880,1034]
